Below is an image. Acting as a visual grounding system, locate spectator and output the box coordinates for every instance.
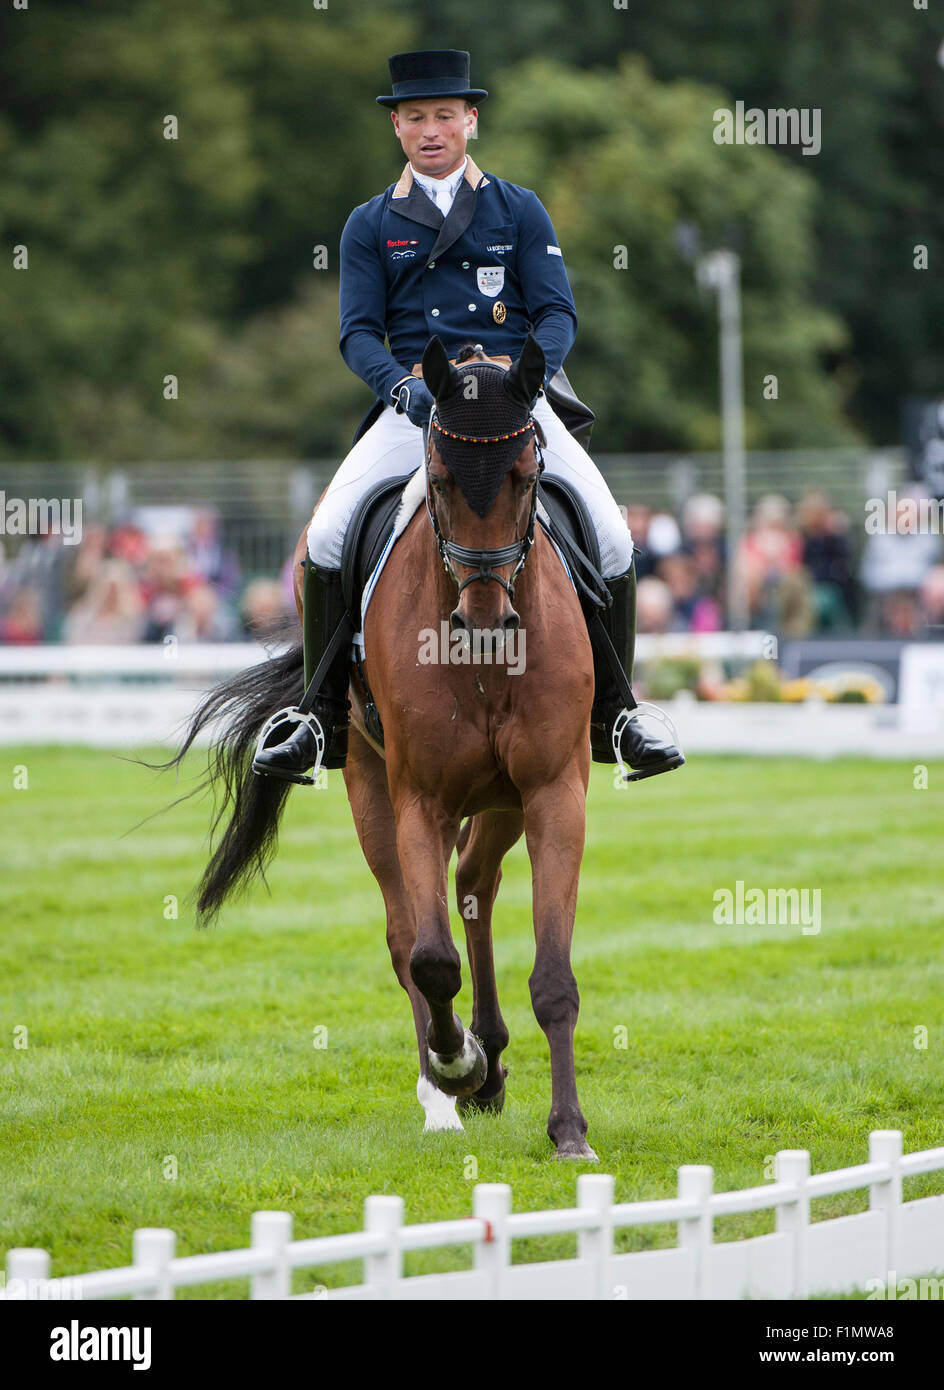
[797,490,856,629]
[636,575,675,634]
[776,567,816,637]
[64,559,145,644]
[139,537,200,643]
[107,521,150,570]
[65,523,110,609]
[918,565,944,635]
[681,492,725,620]
[881,590,921,638]
[647,511,682,560]
[625,504,656,580]
[174,582,238,643]
[1,532,70,641]
[860,484,943,632]
[186,508,241,600]
[682,492,724,533]
[655,552,701,630]
[242,577,294,640]
[735,494,804,628]
[0,589,44,644]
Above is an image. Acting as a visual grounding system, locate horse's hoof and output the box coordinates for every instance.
[458,1063,507,1114]
[459,1086,505,1115]
[428,1030,488,1097]
[555,1140,599,1162]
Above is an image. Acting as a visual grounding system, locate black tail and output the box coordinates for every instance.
[163,639,305,926]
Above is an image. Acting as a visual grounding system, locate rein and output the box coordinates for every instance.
[424,409,544,600]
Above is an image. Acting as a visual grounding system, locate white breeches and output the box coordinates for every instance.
[306,393,635,578]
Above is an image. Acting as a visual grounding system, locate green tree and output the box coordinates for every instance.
[0,0,412,460]
[2,1,937,460]
[485,56,855,448]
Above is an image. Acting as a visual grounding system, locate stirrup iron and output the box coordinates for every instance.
[612,702,684,783]
[253,707,326,787]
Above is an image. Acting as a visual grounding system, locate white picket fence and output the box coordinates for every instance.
[4,1131,944,1301]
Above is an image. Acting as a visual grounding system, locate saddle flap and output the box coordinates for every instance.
[537,475,607,612]
[340,473,417,619]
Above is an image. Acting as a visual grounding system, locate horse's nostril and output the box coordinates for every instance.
[503,612,520,632]
[449,610,470,634]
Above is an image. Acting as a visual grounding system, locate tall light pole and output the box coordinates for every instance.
[696,249,749,632]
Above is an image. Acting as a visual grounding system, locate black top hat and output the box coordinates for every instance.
[376,50,488,109]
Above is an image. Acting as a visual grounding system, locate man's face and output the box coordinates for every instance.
[391,99,476,178]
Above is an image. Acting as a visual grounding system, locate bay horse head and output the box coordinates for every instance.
[421,333,546,643]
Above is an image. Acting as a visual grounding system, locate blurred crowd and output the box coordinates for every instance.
[0,488,942,646]
[0,509,295,646]
[630,484,944,639]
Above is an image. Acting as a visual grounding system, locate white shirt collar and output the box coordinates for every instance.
[410,157,468,215]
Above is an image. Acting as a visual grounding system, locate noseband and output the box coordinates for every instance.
[424,412,545,600]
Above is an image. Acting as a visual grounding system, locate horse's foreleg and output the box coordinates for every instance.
[394,793,487,1097]
[455,809,524,1112]
[343,731,462,1131]
[522,769,596,1160]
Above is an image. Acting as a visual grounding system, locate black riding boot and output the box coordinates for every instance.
[589,565,685,781]
[252,561,350,784]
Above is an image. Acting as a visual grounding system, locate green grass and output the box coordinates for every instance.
[1,748,942,1296]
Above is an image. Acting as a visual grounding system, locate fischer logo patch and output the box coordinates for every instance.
[387,239,419,247]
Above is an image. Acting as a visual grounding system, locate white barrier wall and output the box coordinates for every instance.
[1,641,943,755]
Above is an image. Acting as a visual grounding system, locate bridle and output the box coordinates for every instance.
[424,410,545,600]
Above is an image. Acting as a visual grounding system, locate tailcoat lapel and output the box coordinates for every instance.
[387,158,490,253]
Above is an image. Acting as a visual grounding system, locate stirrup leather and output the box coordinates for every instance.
[612,702,684,783]
[253,707,326,787]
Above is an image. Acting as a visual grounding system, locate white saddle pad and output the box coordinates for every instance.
[354,468,427,655]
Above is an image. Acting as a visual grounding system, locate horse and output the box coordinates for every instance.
[171,333,599,1160]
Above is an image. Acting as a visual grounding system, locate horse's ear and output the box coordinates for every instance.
[421,336,461,402]
[504,332,545,407]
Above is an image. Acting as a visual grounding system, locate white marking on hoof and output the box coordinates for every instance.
[417,1074,464,1132]
[429,1032,478,1078]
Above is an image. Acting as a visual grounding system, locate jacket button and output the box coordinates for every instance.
[461,261,470,269]
[468,304,476,311]
[428,262,436,269]
[431,308,440,316]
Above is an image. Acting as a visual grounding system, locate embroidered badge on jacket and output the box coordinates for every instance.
[476,266,505,297]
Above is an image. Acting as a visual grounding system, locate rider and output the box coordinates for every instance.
[254,49,684,784]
